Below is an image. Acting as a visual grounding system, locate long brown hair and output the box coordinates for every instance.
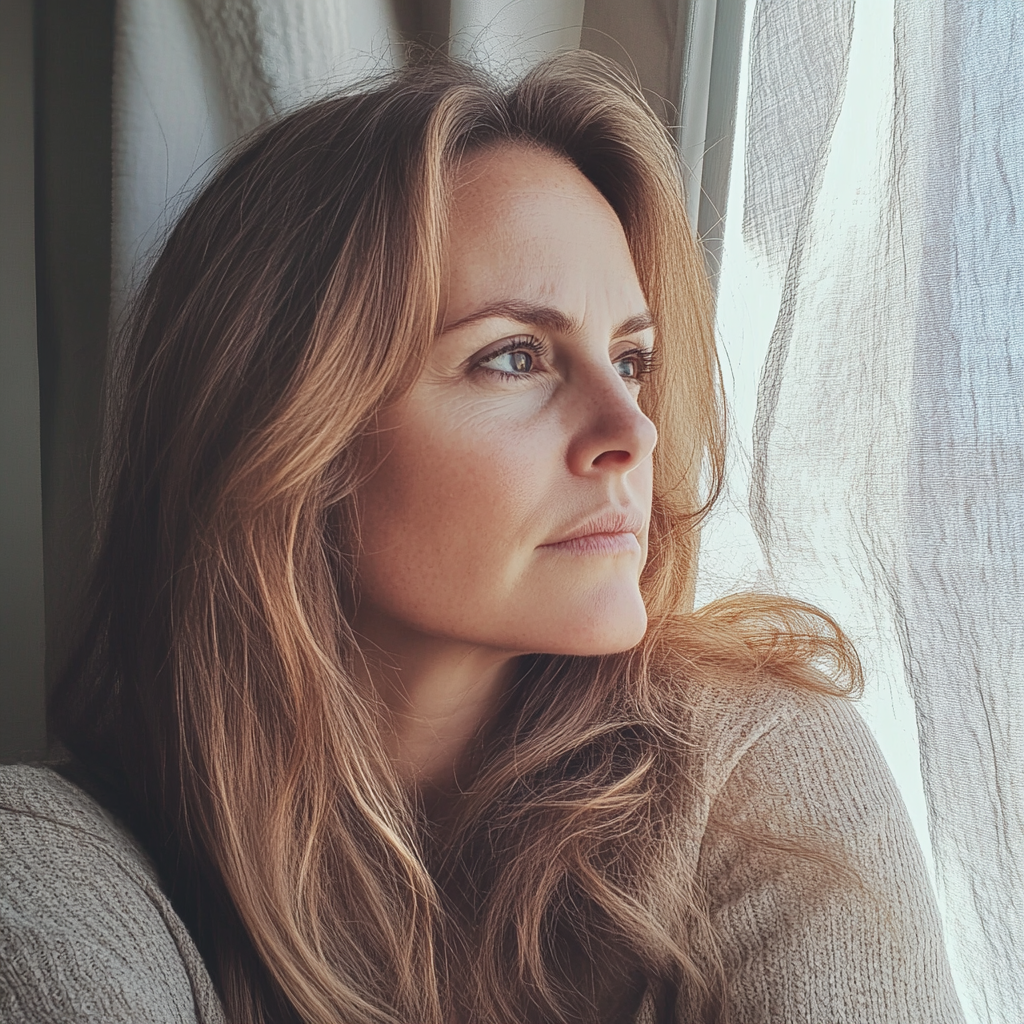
[50,52,859,1024]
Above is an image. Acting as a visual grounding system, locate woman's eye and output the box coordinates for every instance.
[614,356,638,379]
[481,349,535,375]
[613,347,656,384]
[476,341,652,383]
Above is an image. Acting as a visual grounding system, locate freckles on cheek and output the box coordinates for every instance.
[425,418,540,531]
[403,391,550,511]
[363,405,529,549]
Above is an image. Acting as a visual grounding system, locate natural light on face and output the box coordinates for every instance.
[353,143,658,659]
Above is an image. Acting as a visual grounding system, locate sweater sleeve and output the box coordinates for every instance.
[0,766,225,1024]
[693,689,965,1024]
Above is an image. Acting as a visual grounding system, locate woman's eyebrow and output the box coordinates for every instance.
[441,301,656,339]
[613,311,656,339]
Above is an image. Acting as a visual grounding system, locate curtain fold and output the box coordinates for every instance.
[111,0,402,321]
[898,5,1023,1019]
[704,1,1023,1019]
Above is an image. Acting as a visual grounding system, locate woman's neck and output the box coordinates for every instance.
[352,609,521,795]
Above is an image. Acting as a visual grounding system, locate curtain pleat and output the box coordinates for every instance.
[898,4,1023,1019]
[705,2,1023,1019]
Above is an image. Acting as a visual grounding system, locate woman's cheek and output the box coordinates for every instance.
[361,398,551,574]
[431,417,550,546]
[411,387,557,528]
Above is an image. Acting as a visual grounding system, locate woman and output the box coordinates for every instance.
[0,53,963,1023]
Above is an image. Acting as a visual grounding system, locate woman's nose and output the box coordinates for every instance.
[565,367,658,477]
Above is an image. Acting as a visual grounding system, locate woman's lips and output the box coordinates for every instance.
[539,508,646,555]
[540,531,643,556]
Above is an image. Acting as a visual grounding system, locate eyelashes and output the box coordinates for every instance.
[475,335,658,383]
[616,345,659,381]
[477,335,546,378]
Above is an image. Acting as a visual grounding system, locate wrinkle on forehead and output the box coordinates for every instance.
[441,143,643,334]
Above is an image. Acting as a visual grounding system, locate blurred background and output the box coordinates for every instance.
[2,1,1021,1020]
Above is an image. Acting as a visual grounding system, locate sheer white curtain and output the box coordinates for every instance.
[701,2,1023,1021]
[111,0,1020,1019]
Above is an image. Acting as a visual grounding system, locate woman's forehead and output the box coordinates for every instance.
[450,142,612,227]
[442,144,643,322]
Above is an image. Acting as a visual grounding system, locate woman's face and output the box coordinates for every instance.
[354,143,657,658]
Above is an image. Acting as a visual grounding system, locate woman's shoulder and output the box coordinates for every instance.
[678,674,923,868]
[0,764,225,1024]
[675,672,872,792]
[1,763,148,856]
[660,678,966,1023]
[0,764,164,902]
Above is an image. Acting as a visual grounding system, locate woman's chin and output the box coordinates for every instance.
[527,592,649,657]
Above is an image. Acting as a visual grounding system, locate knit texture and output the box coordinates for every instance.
[0,684,964,1023]
[655,683,966,1023]
[0,765,225,1024]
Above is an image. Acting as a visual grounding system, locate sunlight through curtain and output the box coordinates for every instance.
[700,2,1023,1019]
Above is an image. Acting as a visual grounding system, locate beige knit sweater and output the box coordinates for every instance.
[0,684,965,1023]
